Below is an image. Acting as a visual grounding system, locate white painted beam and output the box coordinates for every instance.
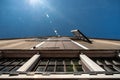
[71,40,89,50]
[0,74,120,79]
[30,42,45,49]
[80,54,105,72]
[17,54,40,72]
[30,38,50,49]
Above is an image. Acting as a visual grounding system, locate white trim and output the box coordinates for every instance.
[71,40,89,50]
[30,38,50,49]
[17,54,40,72]
[0,74,120,79]
[80,54,105,71]
[35,42,45,48]
[30,42,45,49]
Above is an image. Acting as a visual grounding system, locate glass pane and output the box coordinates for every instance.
[36,66,45,72]
[15,59,22,61]
[46,66,54,72]
[10,66,20,72]
[103,65,116,72]
[65,59,71,65]
[75,65,83,72]
[0,59,7,62]
[19,59,28,65]
[48,59,55,65]
[56,66,64,72]
[40,59,48,65]
[19,62,26,65]
[105,60,112,65]
[57,60,63,65]
[116,65,120,68]
[108,66,117,72]
[0,61,3,64]
[0,66,4,70]
[3,61,12,65]
[11,62,20,65]
[72,59,79,65]
[96,60,103,65]
[1,66,13,72]
[66,65,73,72]
[113,65,120,72]
[113,60,120,65]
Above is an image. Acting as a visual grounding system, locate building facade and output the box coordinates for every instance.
[0,36,120,80]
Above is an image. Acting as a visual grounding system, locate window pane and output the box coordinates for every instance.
[48,59,55,65]
[0,58,28,72]
[113,65,120,72]
[36,66,45,72]
[46,66,54,72]
[0,66,4,70]
[0,59,7,63]
[19,59,28,65]
[19,62,26,65]
[75,65,83,72]
[57,60,63,65]
[0,61,3,64]
[10,66,20,72]
[40,59,48,65]
[66,65,73,72]
[1,66,13,72]
[105,60,112,65]
[116,65,120,68]
[108,66,117,72]
[11,62,20,65]
[96,60,103,65]
[113,60,120,65]
[65,60,71,65]
[56,66,64,72]
[72,59,79,65]
[3,61,12,65]
[103,65,116,72]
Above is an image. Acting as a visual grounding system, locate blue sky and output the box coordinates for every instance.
[0,0,120,39]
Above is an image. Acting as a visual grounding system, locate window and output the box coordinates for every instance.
[66,65,73,72]
[92,58,120,72]
[33,58,83,73]
[0,58,28,72]
[36,66,45,72]
[46,65,54,72]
